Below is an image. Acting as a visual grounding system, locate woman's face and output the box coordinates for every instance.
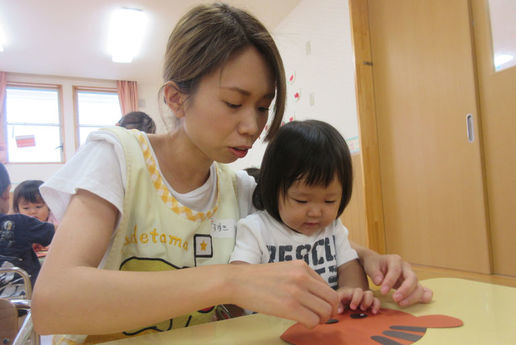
[17,198,50,222]
[178,46,275,163]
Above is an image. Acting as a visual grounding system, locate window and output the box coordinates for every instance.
[75,88,122,146]
[4,85,63,163]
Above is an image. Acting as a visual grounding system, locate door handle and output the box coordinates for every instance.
[466,113,474,143]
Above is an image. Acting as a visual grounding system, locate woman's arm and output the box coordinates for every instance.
[350,242,433,306]
[32,190,339,335]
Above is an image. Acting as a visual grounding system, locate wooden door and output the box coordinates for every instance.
[368,0,491,272]
[471,0,516,276]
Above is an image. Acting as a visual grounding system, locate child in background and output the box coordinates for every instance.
[0,165,54,286]
[13,180,57,259]
[244,167,260,183]
[117,111,157,134]
[231,120,380,314]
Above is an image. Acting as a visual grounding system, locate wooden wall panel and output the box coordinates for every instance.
[348,0,386,253]
[340,153,368,247]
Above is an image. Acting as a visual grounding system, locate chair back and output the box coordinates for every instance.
[0,298,18,345]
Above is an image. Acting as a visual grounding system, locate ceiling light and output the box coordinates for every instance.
[107,8,147,63]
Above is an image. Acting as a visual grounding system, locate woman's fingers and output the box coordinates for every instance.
[397,283,434,307]
[421,287,434,303]
[379,255,404,294]
[232,260,338,328]
[304,263,340,318]
[364,255,433,307]
[286,262,338,326]
[297,288,336,327]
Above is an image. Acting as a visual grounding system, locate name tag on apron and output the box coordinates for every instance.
[210,218,236,239]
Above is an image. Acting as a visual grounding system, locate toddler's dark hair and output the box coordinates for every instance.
[13,180,45,213]
[253,120,353,223]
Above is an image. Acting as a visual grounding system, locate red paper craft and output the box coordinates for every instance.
[281,308,462,345]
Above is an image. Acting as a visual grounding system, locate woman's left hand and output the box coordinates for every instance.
[362,253,433,307]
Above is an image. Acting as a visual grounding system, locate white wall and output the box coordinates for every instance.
[6,0,359,183]
[136,78,167,133]
[229,0,359,171]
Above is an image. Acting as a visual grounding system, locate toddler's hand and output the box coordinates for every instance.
[336,287,380,315]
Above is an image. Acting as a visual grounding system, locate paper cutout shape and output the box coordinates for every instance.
[289,72,296,84]
[281,308,463,345]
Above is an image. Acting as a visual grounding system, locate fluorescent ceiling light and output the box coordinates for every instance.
[494,54,514,70]
[107,8,147,63]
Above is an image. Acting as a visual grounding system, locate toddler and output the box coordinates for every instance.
[231,120,380,314]
[13,180,56,258]
[0,166,54,286]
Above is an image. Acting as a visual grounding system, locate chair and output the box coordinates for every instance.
[0,298,18,345]
[0,256,39,345]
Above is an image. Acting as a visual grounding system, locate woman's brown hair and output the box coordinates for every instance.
[162,2,285,140]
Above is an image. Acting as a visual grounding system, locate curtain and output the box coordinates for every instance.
[117,80,138,115]
[0,72,7,163]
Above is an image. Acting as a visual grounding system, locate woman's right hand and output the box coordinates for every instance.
[228,260,339,328]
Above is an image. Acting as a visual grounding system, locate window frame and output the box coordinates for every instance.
[73,86,121,149]
[2,82,65,164]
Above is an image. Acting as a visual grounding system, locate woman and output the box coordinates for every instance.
[32,3,431,344]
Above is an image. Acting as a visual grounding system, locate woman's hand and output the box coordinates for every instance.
[229,260,339,328]
[361,253,433,306]
[336,287,380,314]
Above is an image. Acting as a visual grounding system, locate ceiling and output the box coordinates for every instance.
[0,0,300,82]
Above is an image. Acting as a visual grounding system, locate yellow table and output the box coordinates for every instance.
[101,278,516,345]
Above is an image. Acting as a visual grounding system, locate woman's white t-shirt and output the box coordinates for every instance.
[40,130,257,226]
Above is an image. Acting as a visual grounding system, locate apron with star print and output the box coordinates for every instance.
[54,127,239,345]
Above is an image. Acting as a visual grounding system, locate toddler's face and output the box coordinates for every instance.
[18,198,50,222]
[278,175,342,236]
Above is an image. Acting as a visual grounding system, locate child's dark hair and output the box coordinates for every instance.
[12,180,45,213]
[244,167,260,183]
[253,120,353,223]
[0,163,10,195]
[117,111,156,134]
